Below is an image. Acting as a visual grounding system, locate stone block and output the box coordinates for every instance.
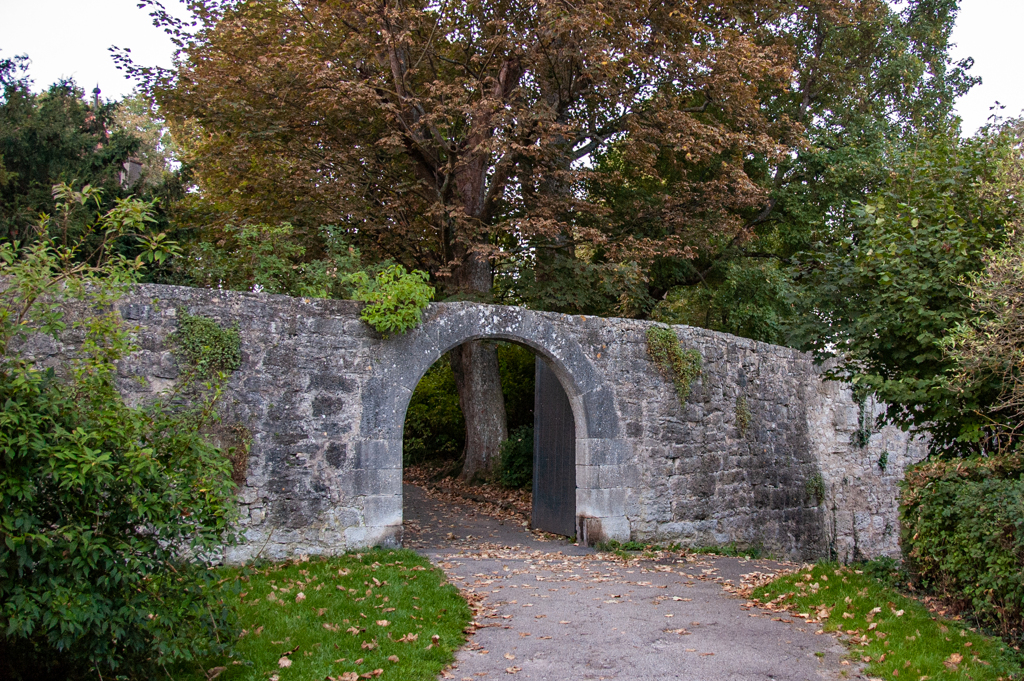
[361,494,402,527]
[577,487,626,519]
[578,515,630,546]
[352,439,402,469]
[352,468,402,497]
[575,465,600,490]
[578,438,630,466]
[598,464,625,488]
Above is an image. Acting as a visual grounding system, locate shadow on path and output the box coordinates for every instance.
[403,482,860,681]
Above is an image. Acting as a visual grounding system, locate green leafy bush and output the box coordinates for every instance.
[0,197,240,679]
[645,326,702,403]
[403,359,465,466]
[350,264,434,337]
[171,308,242,378]
[403,343,536,468]
[498,343,535,432]
[900,453,1024,637]
[499,425,534,490]
[180,222,362,299]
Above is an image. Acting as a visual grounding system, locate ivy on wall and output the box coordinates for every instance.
[170,308,242,378]
[645,326,702,404]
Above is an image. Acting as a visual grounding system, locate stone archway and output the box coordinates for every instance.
[355,303,632,547]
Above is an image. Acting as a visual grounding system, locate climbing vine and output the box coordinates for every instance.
[736,394,751,435]
[170,308,242,379]
[877,449,889,473]
[645,326,702,403]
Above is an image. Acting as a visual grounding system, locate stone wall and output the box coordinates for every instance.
[23,283,927,562]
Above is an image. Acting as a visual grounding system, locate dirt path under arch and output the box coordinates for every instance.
[403,483,862,681]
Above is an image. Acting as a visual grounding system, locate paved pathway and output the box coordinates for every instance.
[404,483,860,681]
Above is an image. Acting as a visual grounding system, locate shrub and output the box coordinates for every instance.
[403,359,465,466]
[350,264,433,337]
[900,453,1024,637]
[499,425,534,490]
[0,196,240,679]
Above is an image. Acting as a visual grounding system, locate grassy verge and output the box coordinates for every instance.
[752,563,1023,680]
[173,548,471,681]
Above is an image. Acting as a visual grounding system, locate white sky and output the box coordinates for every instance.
[0,0,1021,135]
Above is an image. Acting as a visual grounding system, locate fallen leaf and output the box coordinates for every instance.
[296,592,306,603]
[505,666,522,674]
[376,620,390,627]
[277,657,292,668]
[388,655,399,662]
[206,667,227,679]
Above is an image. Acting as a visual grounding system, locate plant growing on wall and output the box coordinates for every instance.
[645,326,702,404]
[170,308,242,379]
[350,264,434,337]
[736,395,752,435]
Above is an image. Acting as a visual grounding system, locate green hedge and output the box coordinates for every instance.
[900,453,1024,636]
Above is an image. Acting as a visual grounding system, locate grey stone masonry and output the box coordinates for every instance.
[23,284,927,562]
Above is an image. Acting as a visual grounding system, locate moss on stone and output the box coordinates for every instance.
[645,326,702,404]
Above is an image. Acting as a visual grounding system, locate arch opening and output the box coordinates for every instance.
[399,339,580,545]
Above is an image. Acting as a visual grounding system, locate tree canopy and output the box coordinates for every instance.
[0,56,142,241]
[136,0,801,298]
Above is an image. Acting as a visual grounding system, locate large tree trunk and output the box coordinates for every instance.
[448,249,508,482]
[450,341,507,482]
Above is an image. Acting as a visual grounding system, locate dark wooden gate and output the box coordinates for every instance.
[532,357,576,537]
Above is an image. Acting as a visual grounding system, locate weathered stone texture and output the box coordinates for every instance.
[24,283,926,562]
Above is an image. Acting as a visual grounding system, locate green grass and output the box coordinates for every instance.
[752,563,1024,680]
[173,549,471,681]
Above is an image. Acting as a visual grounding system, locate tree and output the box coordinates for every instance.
[129,0,799,478]
[941,118,1024,453]
[595,0,978,340]
[0,57,141,242]
[110,91,180,191]
[787,120,1024,456]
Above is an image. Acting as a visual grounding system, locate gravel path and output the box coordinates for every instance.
[403,483,860,681]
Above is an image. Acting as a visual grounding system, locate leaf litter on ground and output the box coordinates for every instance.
[748,563,1024,681]
[170,548,471,681]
